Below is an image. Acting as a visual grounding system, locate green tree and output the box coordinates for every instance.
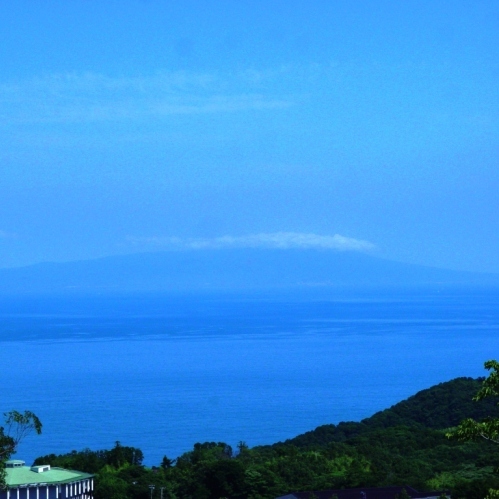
[0,411,42,489]
[448,360,499,499]
[448,361,499,443]
[94,471,129,499]
[161,455,175,469]
[107,441,144,467]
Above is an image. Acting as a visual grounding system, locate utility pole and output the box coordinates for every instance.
[160,486,165,499]
[149,484,155,499]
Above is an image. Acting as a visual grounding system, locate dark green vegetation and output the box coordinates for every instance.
[447,361,499,499]
[30,377,499,499]
[449,361,499,445]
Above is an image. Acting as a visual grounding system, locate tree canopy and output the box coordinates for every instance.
[448,361,499,445]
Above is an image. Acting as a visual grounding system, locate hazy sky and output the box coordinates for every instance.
[0,1,498,272]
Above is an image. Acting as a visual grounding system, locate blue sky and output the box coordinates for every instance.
[0,0,498,271]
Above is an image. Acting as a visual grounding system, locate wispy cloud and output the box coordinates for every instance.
[127,232,375,252]
[0,70,293,125]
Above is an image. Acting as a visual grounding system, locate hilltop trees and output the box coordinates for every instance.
[34,441,143,473]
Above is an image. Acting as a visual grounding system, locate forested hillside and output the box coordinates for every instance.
[283,377,499,447]
[33,377,499,499]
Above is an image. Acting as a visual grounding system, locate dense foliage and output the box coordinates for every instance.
[448,362,499,445]
[28,376,499,498]
[447,362,499,499]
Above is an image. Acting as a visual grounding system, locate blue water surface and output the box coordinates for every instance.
[1,287,498,465]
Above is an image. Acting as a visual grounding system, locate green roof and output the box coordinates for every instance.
[5,466,93,487]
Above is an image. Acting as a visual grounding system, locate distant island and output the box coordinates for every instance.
[1,249,498,294]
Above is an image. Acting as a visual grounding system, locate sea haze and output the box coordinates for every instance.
[2,287,499,465]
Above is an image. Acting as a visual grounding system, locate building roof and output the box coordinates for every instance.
[5,464,93,487]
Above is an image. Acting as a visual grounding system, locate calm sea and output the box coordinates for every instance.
[1,287,498,465]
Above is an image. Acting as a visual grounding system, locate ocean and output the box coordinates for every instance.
[1,286,498,466]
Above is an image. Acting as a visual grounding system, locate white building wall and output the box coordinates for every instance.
[0,479,93,499]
